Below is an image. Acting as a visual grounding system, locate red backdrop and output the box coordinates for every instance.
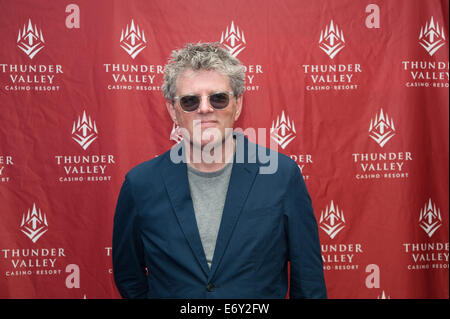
[0,0,448,299]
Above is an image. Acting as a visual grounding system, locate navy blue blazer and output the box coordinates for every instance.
[112,134,327,299]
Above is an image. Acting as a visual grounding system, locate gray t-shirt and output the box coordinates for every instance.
[187,162,233,269]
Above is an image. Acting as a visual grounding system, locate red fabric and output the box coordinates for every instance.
[0,0,448,298]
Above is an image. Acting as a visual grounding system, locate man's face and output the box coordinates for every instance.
[166,69,243,148]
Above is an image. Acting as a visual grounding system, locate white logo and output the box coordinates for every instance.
[319,20,345,59]
[419,198,442,237]
[220,21,246,57]
[17,19,45,59]
[369,109,395,148]
[270,110,296,149]
[419,17,446,56]
[377,290,391,299]
[319,200,345,239]
[120,19,147,59]
[20,203,48,243]
[170,123,183,144]
[72,111,98,150]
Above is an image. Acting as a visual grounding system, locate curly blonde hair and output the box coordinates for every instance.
[162,42,245,102]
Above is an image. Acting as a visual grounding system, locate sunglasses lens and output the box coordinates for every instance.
[179,95,200,112]
[178,93,231,111]
[209,93,230,109]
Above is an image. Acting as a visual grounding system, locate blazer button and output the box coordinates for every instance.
[206,283,215,292]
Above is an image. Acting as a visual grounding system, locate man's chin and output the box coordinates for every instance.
[195,137,222,149]
[185,128,233,149]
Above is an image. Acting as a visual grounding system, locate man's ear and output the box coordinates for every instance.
[166,101,178,124]
[234,95,243,121]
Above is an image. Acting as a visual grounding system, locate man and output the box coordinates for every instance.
[112,42,327,299]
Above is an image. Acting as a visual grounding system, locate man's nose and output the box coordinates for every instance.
[197,96,214,113]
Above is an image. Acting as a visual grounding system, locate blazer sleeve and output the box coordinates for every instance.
[284,162,327,299]
[112,175,148,298]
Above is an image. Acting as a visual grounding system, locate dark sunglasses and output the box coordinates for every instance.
[173,91,234,112]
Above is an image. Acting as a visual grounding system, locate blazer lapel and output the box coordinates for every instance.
[162,144,210,276]
[208,136,259,280]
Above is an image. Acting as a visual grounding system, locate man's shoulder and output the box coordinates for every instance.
[243,137,298,174]
[126,148,171,182]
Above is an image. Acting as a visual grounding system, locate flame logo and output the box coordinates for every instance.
[369,109,395,148]
[319,20,345,59]
[72,111,98,150]
[170,123,183,144]
[120,19,147,59]
[419,198,442,237]
[319,200,345,239]
[220,21,246,57]
[17,19,45,59]
[419,17,446,56]
[20,203,48,243]
[270,110,296,149]
[377,291,391,299]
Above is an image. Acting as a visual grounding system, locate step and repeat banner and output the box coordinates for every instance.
[0,0,448,299]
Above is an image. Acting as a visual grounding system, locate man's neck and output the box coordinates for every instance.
[185,135,235,173]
